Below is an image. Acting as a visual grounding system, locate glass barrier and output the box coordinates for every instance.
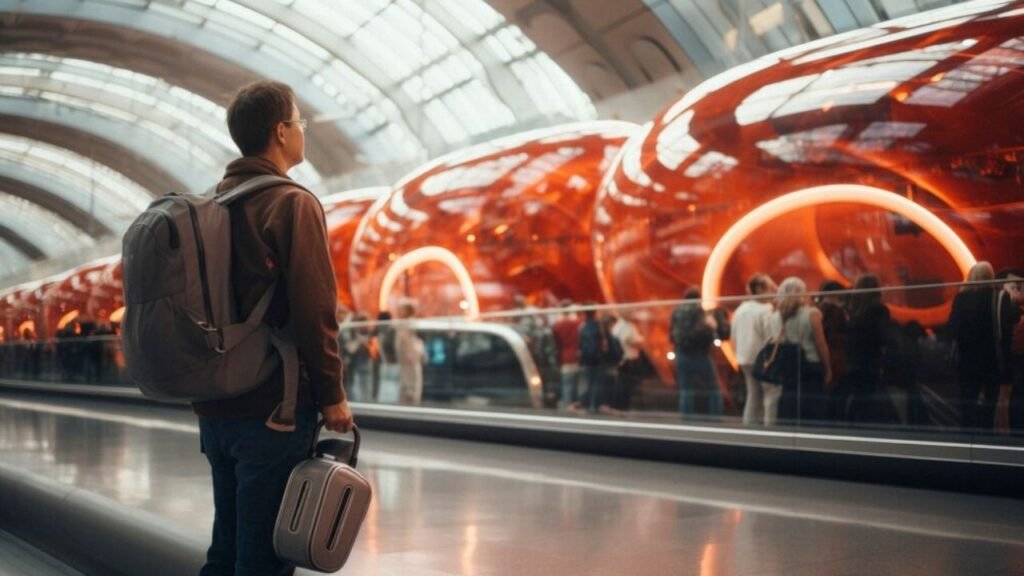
[1,278,1023,446]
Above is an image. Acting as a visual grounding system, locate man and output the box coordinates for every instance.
[995,269,1023,432]
[552,300,583,411]
[816,280,849,423]
[194,81,354,576]
[731,274,777,426]
[395,301,425,405]
[578,305,617,414]
[669,288,721,419]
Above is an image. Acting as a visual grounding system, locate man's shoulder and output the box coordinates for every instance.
[254,182,322,217]
[263,181,317,202]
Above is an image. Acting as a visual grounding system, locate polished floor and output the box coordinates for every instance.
[0,393,1022,576]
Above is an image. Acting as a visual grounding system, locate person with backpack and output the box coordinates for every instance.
[669,288,722,419]
[577,306,622,415]
[123,81,354,576]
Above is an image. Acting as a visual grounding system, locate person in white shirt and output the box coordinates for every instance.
[731,274,777,425]
[612,312,645,411]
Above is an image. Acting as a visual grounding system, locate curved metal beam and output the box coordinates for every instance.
[0,223,45,261]
[0,239,30,275]
[0,114,184,197]
[0,170,113,238]
[0,97,211,193]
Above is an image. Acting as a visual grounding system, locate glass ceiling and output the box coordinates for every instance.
[0,134,151,227]
[0,53,323,188]
[0,240,29,277]
[0,193,95,258]
[650,0,978,78]
[10,0,595,164]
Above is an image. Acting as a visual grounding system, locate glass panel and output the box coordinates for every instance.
[7,279,1024,451]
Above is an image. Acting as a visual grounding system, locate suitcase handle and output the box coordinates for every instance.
[312,421,361,467]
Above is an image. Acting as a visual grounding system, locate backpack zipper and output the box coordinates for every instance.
[186,201,215,327]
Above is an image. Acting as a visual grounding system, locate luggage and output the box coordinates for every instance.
[274,423,372,573]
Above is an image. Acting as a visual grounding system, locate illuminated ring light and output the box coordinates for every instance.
[377,246,480,319]
[702,184,977,368]
[56,310,80,330]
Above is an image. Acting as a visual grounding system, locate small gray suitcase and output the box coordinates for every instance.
[274,423,371,573]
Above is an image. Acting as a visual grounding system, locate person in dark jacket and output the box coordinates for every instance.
[845,274,890,425]
[578,306,622,415]
[948,262,1000,431]
[817,280,849,423]
[193,81,354,576]
[670,288,722,419]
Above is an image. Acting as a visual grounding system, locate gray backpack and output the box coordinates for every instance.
[121,175,301,430]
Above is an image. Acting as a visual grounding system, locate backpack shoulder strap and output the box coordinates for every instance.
[214,175,304,206]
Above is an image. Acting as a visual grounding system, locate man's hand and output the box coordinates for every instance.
[321,400,354,433]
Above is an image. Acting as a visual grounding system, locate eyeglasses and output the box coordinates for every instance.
[282,118,307,131]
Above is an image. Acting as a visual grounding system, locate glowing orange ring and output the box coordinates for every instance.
[378,246,480,319]
[702,184,977,368]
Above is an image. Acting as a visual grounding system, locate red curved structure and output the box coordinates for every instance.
[594,3,1024,372]
[349,121,637,318]
[322,188,389,311]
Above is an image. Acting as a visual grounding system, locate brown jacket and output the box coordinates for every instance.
[193,157,345,418]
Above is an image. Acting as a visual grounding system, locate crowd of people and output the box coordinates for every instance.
[336,301,425,406]
[674,263,1024,432]
[0,318,120,384]
[3,264,1022,434]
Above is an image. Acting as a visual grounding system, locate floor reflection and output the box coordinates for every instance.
[1,396,1023,576]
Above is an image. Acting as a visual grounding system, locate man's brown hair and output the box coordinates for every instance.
[226,81,295,156]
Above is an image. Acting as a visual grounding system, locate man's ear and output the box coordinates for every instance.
[273,122,286,146]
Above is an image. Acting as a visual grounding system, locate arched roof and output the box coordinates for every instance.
[0,0,975,280]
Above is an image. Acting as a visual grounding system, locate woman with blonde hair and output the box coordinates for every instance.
[766,277,832,424]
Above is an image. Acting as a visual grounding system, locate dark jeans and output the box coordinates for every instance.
[960,374,998,432]
[676,351,722,418]
[199,405,317,576]
[582,364,610,412]
[778,362,824,425]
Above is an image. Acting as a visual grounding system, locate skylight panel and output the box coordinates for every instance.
[0,136,151,213]
[0,67,41,77]
[49,71,107,90]
[438,2,503,36]
[216,0,276,29]
[423,100,470,144]
[271,23,332,61]
[203,19,261,49]
[445,81,515,133]
[0,194,95,254]
[351,28,415,80]
[150,1,206,25]
[492,27,532,61]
